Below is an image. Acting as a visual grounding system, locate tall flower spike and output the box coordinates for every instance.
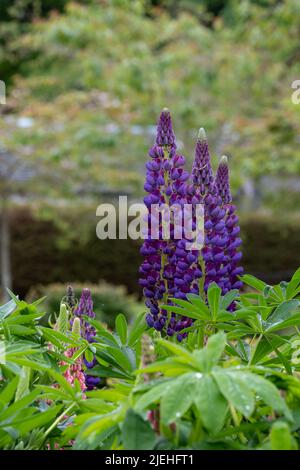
[191,130,229,295]
[141,109,196,338]
[215,155,243,297]
[155,107,176,148]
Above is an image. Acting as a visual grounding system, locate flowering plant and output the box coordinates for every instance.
[140,110,243,339]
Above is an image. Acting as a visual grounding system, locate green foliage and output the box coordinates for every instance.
[2,269,300,450]
[122,409,156,450]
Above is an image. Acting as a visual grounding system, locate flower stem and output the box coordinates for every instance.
[44,403,75,440]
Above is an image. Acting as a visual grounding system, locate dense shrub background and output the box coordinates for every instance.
[10,209,300,299]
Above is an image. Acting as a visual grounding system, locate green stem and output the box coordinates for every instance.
[44,403,75,439]
[229,403,247,444]
[198,258,206,301]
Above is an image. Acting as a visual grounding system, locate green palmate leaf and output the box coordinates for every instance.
[207,283,222,320]
[219,290,239,310]
[6,290,20,306]
[162,304,205,321]
[266,313,300,333]
[115,314,128,345]
[15,366,31,402]
[135,382,168,411]
[47,370,76,398]
[0,389,40,423]
[39,326,81,348]
[173,297,211,318]
[127,311,147,347]
[0,299,17,321]
[86,319,120,347]
[7,404,63,437]
[291,267,300,283]
[5,341,41,356]
[5,313,42,325]
[212,370,255,418]
[122,409,156,450]
[84,348,94,363]
[35,385,72,402]
[194,332,226,372]
[241,274,268,293]
[250,336,286,364]
[2,324,36,336]
[241,373,293,421]
[79,409,124,442]
[193,374,228,435]
[87,389,128,402]
[267,299,300,325]
[0,377,19,406]
[160,374,195,425]
[186,294,210,314]
[157,339,196,364]
[88,365,133,381]
[105,346,135,373]
[227,325,259,340]
[79,399,114,414]
[136,360,192,376]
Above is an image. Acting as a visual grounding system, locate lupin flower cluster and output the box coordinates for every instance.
[140,109,243,338]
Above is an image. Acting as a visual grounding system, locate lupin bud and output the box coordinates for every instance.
[72,317,81,337]
[198,127,207,141]
[57,303,69,335]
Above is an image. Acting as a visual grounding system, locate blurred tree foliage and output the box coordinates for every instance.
[1,0,300,199]
[0,0,91,83]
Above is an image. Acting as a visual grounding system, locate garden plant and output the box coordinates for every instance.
[1,110,300,451]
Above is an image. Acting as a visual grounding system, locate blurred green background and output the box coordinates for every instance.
[0,0,300,307]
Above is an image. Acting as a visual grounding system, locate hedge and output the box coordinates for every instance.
[8,208,300,299]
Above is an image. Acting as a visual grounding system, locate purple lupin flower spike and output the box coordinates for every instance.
[140,109,197,339]
[74,288,100,389]
[191,129,228,295]
[155,107,176,148]
[215,156,243,299]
